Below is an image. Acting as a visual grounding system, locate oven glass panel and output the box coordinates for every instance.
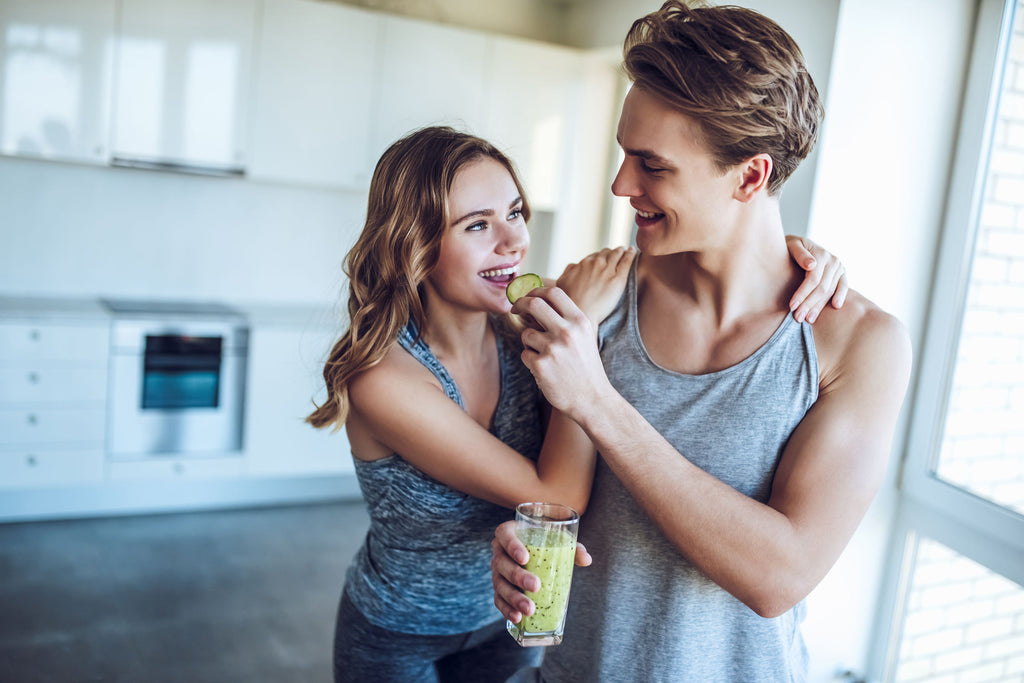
[142,335,222,409]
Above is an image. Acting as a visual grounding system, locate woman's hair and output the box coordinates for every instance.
[307,126,531,430]
[623,1,824,195]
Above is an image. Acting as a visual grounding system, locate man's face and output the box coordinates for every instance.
[611,87,740,256]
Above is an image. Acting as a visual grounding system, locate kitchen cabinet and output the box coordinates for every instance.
[0,0,116,165]
[480,37,584,211]
[248,0,379,189]
[244,323,352,477]
[370,15,489,162]
[110,0,257,171]
[0,320,108,488]
[106,457,243,481]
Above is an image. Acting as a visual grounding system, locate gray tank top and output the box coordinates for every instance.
[543,264,818,682]
[344,316,543,635]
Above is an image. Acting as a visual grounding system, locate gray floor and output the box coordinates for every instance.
[0,500,370,683]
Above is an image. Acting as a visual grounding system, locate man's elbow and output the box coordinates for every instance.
[743,579,810,619]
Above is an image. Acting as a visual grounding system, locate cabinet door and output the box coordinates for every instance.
[0,0,115,164]
[248,0,379,189]
[111,0,256,170]
[371,15,489,161]
[244,325,352,477]
[481,37,583,211]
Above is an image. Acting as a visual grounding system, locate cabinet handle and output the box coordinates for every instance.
[173,462,185,475]
[29,329,41,342]
[26,454,38,467]
[28,372,40,384]
[26,413,38,425]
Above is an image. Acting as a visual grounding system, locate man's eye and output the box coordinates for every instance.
[640,160,664,174]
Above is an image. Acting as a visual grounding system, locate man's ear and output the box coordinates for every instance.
[734,154,773,202]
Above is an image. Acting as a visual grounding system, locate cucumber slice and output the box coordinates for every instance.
[506,273,543,304]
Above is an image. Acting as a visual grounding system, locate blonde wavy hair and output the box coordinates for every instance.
[307,126,531,430]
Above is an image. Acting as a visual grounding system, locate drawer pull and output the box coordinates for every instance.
[26,413,38,425]
[26,455,38,467]
[28,372,40,384]
[29,329,41,342]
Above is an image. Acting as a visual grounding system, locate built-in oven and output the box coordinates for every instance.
[101,299,249,460]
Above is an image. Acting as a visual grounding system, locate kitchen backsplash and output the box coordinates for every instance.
[0,156,363,305]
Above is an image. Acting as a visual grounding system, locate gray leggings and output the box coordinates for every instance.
[333,589,543,683]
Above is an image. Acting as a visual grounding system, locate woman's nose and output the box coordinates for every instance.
[499,221,529,254]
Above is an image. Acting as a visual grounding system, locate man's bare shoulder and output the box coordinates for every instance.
[811,290,912,393]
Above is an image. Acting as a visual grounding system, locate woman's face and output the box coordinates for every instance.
[425,157,530,315]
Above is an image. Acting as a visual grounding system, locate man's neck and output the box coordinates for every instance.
[643,204,797,330]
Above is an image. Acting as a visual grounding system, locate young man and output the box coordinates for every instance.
[491,2,912,680]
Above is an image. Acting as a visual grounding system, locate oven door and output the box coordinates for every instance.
[107,320,247,459]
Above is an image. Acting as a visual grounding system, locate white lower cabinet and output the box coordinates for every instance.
[0,449,105,488]
[0,318,109,490]
[106,457,243,481]
[244,324,352,477]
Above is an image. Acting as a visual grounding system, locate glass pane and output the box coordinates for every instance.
[936,2,1024,515]
[893,538,1024,682]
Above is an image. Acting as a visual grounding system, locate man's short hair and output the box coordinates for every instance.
[623,1,824,195]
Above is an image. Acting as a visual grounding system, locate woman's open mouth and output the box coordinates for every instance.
[479,265,518,285]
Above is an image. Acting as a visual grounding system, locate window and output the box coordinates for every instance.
[872,1,1024,680]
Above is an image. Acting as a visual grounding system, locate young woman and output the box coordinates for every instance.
[307,125,845,683]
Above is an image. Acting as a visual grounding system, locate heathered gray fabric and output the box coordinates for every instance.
[345,317,544,635]
[542,264,818,683]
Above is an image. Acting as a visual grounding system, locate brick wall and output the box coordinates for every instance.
[895,3,1024,681]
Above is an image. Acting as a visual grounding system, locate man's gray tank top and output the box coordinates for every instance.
[343,317,543,635]
[543,263,818,682]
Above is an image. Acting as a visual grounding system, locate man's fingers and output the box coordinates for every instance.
[575,542,593,567]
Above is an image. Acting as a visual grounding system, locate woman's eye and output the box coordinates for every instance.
[508,208,523,221]
[466,221,487,232]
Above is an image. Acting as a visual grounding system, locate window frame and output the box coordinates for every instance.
[868,0,1024,677]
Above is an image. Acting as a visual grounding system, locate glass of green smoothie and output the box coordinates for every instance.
[506,502,579,647]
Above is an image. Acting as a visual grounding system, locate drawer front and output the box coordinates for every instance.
[0,366,108,404]
[0,449,105,488]
[0,322,109,362]
[0,407,106,447]
[106,457,243,481]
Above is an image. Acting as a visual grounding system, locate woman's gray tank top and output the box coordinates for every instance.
[543,263,819,682]
[343,317,543,635]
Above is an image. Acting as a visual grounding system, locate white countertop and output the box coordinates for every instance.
[0,296,346,329]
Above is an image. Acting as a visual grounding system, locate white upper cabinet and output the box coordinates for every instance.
[370,15,489,162]
[110,0,257,171]
[248,0,379,189]
[0,0,116,164]
[481,37,584,211]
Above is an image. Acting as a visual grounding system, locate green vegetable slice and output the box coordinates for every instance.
[506,273,543,304]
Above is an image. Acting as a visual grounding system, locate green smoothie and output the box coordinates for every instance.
[516,526,576,633]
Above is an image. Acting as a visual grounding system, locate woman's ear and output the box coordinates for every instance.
[734,154,773,202]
